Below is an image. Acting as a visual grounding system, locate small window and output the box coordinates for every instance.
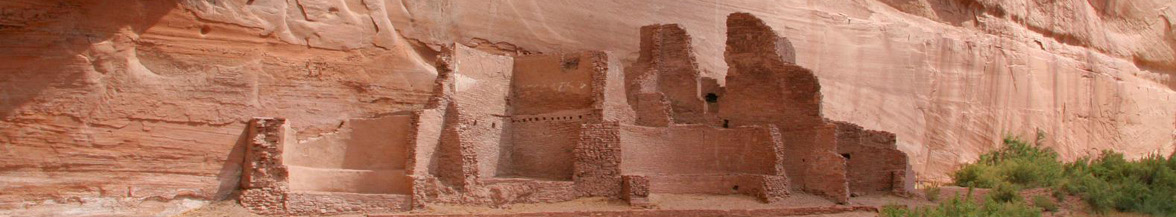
[705,93,719,103]
[841,153,851,160]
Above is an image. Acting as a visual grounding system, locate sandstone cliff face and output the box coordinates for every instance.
[1,0,1174,215]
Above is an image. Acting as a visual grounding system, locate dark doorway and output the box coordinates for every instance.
[705,93,719,103]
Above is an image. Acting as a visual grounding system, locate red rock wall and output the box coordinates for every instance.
[6,0,1173,215]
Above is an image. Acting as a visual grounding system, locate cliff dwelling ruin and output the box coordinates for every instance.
[237,13,915,215]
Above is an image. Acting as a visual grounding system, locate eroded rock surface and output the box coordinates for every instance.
[1,0,1174,216]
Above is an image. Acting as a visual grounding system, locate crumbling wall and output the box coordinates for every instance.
[449,45,516,179]
[719,12,822,130]
[239,118,292,215]
[717,12,849,203]
[834,121,915,196]
[626,24,712,126]
[432,80,478,189]
[621,175,651,207]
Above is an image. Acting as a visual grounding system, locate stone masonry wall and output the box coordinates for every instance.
[626,24,709,126]
[239,118,291,215]
[240,118,414,215]
[716,12,850,203]
[720,13,823,131]
[573,122,624,198]
[450,45,515,179]
[508,52,608,180]
[618,125,781,176]
[834,121,915,196]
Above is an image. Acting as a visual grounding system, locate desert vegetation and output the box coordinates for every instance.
[884,136,1176,217]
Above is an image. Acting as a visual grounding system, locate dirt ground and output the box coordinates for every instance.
[176,193,929,216]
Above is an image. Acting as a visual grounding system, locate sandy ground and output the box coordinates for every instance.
[176,193,929,216]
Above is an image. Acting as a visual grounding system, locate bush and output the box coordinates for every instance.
[925,186,941,202]
[953,136,1063,189]
[950,136,1176,217]
[1051,188,1066,201]
[988,183,1021,203]
[954,164,1000,188]
[881,194,1041,217]
[880,205,911,217]
[1071,152,1176,216]
[1032,195,1058,212]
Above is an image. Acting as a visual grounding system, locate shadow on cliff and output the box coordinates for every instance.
[0,0,177,119]
[213,124,250,200]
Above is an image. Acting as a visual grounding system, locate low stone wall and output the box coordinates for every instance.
[618,124,782,176]
[285,192,411,215]
[410,177,576,206]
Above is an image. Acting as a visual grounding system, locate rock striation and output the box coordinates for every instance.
[1,0,1174,216]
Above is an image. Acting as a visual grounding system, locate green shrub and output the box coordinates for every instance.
[1050,188,1066,201]
[988,183,1021,203]
[925,186,941,202]
[880,205,911,217]
[950,136,1176,217]
[978,200,1042,217]
[954,164,1000,188]
[881,194,1041,217]
[953,136,1063,189]
[1032,195,1057,212]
